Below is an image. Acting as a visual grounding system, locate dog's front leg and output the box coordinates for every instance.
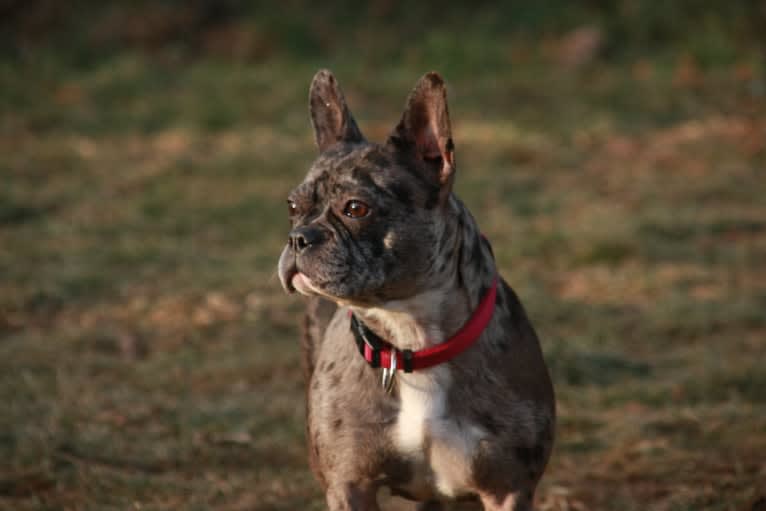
[326,482,380,511]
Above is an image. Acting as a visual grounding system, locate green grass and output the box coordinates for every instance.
[2,5,766,509]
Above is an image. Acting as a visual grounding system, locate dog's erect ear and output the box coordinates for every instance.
[387,72,455,198]
[309,69,365,152]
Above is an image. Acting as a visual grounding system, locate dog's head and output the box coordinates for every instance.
[278,70,458,305]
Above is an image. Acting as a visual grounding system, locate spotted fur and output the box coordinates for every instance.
[278,70,555,511]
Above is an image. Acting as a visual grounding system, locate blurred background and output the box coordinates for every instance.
[1,1,765,509]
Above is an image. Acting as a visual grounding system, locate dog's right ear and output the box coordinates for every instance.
[309,70,365,152]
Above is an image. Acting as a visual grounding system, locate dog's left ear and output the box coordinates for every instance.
[387,72,455,202]
[309,69,365,152]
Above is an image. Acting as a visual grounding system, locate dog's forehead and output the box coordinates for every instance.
[295,143,410,198]
[309,143,393,180]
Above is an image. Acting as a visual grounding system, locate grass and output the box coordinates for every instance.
[1,6,765,509]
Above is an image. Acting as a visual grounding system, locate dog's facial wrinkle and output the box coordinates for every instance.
[282,142,452,304]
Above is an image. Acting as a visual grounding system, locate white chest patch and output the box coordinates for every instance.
[360,291,484,497]
[396,369,447,452]
[394,368,486,498]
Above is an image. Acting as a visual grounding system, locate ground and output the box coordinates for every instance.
[1,8,765,509]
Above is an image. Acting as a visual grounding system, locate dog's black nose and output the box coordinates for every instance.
[288,226,325,253]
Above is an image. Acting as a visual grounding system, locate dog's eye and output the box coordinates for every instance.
[343,200,370,219]
[287,200,298,217]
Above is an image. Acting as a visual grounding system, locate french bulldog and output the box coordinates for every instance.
[278,70,555,511]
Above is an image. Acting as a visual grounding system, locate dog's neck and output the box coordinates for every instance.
[350,196,496,352]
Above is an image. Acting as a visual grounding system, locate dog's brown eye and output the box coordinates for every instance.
[287,200,298,217]
[343,200,370,218]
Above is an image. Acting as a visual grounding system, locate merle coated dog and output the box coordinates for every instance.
[278,70,555,511]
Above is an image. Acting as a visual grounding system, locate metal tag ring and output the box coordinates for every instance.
[381,350,397,393]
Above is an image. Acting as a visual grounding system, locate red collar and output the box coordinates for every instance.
[350,276,498,373]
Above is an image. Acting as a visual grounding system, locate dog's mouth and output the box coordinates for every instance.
[291,272,317,296]
[287,269,314,296]
[278,244,328,297]
[280,260,320,297]
[278,246,373,304]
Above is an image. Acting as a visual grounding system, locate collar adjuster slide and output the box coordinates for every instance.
[401,349,414,373]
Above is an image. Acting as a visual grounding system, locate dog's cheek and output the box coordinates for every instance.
[308,243,375,298]
[324,242,385,298]
[356,237,425,299]
[388,226,437,275]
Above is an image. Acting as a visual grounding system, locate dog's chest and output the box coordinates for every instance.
[392,368,485,498]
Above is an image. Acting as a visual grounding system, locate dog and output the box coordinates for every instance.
[278,70,555,511]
